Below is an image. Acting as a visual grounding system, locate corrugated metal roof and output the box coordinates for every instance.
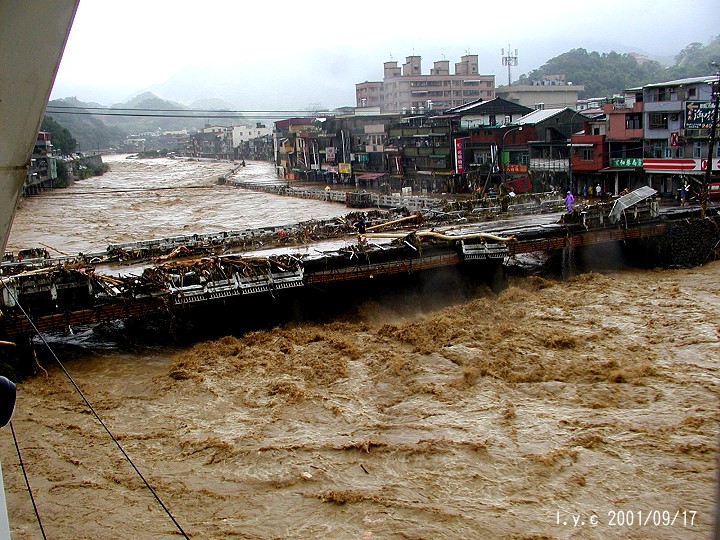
[608,186,657,222]
[516,108,567,124]
[643,75,717,88]
[446,97,532,116]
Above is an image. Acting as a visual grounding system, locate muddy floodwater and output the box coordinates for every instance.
[1,157,718,539]
[6,155,348,254]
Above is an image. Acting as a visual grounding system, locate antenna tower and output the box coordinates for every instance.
[501,45,518,86]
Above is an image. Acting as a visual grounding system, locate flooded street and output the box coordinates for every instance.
[0,157,718,539]
[6,155,348,254]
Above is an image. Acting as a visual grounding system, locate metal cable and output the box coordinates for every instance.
[9,421,47,540]
[4,288,190,538]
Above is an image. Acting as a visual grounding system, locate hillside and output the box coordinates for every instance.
[46,93,249,151]
[516,35,720,98]
[101,92,205,135]
[46,97,126,152]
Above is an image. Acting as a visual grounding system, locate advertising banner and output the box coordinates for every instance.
[685,102,716,129]
[454,138,465,174]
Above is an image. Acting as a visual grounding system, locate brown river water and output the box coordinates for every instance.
[1,156,718,539]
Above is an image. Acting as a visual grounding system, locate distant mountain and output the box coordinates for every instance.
[46,92,253,152]
[102,92,209,134]
[46,97,126,152]
[189,97,239,110]
[112,91,189,111]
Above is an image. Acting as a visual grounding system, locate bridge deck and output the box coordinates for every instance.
[0,203,703,338]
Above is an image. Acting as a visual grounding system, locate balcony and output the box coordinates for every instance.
[529,158,569,172]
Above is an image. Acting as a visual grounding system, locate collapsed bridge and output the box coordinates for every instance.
[0,189,716,339]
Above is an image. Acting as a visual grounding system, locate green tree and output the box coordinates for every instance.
[514,35,720,98]
[516,48,663,98]
[41,115,77,154]
[665,35,720,79]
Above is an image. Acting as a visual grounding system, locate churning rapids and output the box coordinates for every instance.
[1,156,718,539]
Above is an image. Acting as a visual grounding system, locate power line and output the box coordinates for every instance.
[47,105,317,114]
[45,106,320,119]
[5,288,191,539]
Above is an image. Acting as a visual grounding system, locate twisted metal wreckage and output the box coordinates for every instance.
[0,206,521,330]
[0,188,676,338]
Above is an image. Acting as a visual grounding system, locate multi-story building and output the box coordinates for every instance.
[356,54,495,113]
[25,132,58,194]
[640,75,719,196]
[186,125,234,159]
[232,123,274,161]
[518,107,593,193]
[387,113,459,184]
[569,115,608,195]
[495,75,584,110]
[278,71,719,197]
[232,123,273,148]
[273,117,319,179]
[602,91,645,193]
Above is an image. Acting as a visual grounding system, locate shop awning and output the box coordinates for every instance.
[599,167,642,172]
[356,172,387,180]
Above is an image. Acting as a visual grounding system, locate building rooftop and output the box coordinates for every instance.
[515,107,568,124]
[445,97,532,116]
[643,75,717,88]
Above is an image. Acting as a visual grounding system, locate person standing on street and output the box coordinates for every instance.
[565,191,575,212]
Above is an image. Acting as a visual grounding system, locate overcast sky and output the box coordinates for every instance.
[50,0,720,109]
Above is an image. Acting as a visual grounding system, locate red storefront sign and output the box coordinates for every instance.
[503,164,528,173]
[454,138,465,174]
[644,158,720,172]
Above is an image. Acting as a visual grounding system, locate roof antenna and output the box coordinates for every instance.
[501,44,519,86]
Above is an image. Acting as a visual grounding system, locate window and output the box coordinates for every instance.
[651,141,667,158]
[625,113,642,129]
[489,115,497,126]
[473,150,492,164]
[688,88,697,98]
[581,148,594,160]
[648,113,668,130]
[693,142,702,158]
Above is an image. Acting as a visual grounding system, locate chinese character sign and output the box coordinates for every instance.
[611,158,643,168]
[455,138,465,174]
[685,102,715,129]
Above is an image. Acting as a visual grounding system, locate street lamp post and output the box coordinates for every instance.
[568,109,585,194]
[701,63,720,218]
[501,125,523,185]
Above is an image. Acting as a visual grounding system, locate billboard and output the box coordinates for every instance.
[685,101,716,129]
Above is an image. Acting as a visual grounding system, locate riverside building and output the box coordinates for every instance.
[356,54,495,113]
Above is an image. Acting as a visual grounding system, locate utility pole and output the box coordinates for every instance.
[701,63,720,218]
[501,45,518,86]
